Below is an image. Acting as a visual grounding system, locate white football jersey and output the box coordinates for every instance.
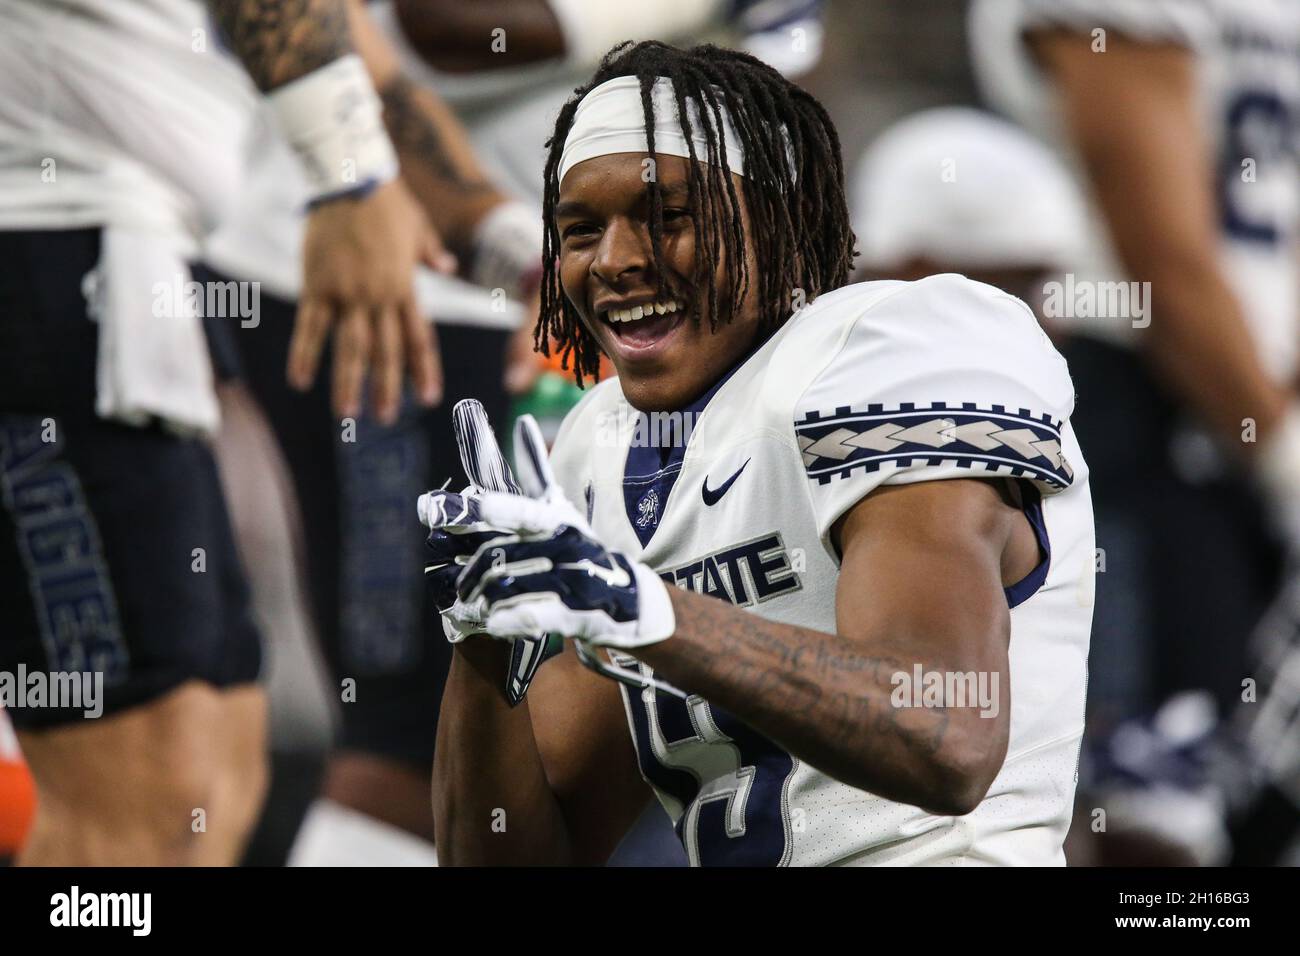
[969,0,1300,384]
[549,275,1096,866]
[0,0,255,244]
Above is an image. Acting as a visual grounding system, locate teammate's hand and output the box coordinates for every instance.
[289,178,456,424]
[426,416,676,651]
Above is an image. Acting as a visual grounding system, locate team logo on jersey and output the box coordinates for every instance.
[635,488,660,528]
[701,458,750,506]
[795,401,1073,489]
[658,531,801,607]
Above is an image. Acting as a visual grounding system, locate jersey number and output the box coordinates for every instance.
[624,673,797,866]
[1219,88,1292,243]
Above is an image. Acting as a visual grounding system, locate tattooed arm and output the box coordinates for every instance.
[347,0,543,394]
[346,0,505,258]
[208,0,509,242]
[207,0,352,91]
[207,0,450,424]
[634,478,1033,816]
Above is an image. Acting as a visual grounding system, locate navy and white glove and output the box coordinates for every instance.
[427,415,677,653]
[418,399,554,704]
[419,487,503,642]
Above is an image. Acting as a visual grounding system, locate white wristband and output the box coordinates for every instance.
[267,54,400,205]
[469,201,544,304]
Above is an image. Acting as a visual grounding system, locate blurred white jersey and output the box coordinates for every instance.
[0,0,257,432]
[969,0,1300,384]
[0,0,254,246]
[550,276,1096,866]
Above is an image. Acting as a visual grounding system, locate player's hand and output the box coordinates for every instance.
[456,523,676,650]
[432,416,676,651]
[418,487,511,641]
[289,178,456,424]
[418,401,562,705]
[418,397,529,642]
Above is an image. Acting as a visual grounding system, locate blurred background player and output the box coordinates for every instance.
[969,0,1300,864]
[0,0,450,864]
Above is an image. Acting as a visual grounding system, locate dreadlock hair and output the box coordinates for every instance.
[537,40,857,386]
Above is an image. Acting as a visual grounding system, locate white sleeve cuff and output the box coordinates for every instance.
[633,560,677,646]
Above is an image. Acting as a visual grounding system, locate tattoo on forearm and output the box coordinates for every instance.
[208,0,351,91]
[378,76,494,194]
[662,593,952,764]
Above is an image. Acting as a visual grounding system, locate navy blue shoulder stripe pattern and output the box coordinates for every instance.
[795,401,1074,490]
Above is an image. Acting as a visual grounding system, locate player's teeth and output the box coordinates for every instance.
[607,300,683,323]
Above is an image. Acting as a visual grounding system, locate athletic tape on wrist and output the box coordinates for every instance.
[469,201,545,303]
[267,54,400,205]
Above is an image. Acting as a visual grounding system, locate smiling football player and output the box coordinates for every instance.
[423,40,1095,867]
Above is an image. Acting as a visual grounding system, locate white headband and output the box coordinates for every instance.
[558,76,748,185]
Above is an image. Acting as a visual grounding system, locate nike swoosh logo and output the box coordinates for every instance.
[557,559,631,588]
[701,459,750,506]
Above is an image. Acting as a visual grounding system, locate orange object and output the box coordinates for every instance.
[0,710,36,857]
[542,348,569,375]
[540,341,614,380]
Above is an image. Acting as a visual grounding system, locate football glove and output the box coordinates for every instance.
[417,399,552,705]
[439,414,677,653]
